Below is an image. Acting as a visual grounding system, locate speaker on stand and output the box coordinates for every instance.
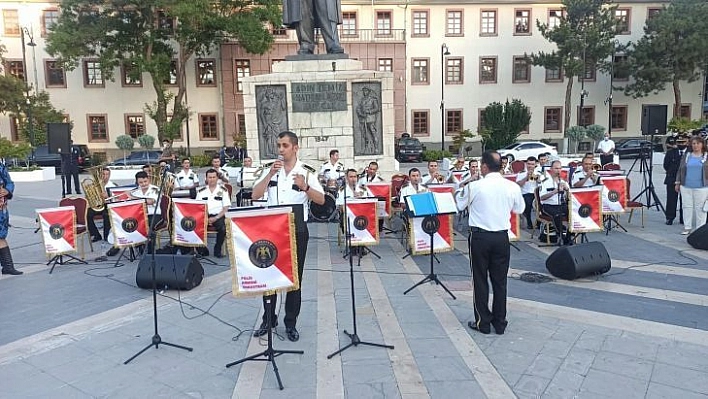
[47,123,72,154]
[136,254,205,290]
[546,242,611,280]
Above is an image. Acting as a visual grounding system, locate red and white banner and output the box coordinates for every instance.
[600,176,627,213]
[560,167,570,182]
[345,199,379,246]
[365,182,391,217]
[450,171,466,183]
[508,212,520,241]
[568,187,603,233]
[37,206,77,255]
[409,215,454,255]
[107,200,148,247]
[504,173,518,183]
[172,198,208,247]
[227,208,298,296]
[427,184,455,195]
[107,185,136,202]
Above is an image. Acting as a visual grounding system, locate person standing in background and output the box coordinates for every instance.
[0,161,21,275]
[664,137,686,225]
[597,133,615,166]
[675,136,708,235]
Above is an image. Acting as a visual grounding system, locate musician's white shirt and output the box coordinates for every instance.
[422,173,445,185]
[132,184,161,215]
[319,161,344,181]
[214,167,229,183]
[456,173,524,231]
[571,170,600,187]
[357,174,384,187]
[175,168,199,189]
[254,160,324,222]
[399,183,428,200]
[515,171,538,195]
[103,180,117,194]
[538,176,567,205]
[197,185,231,215]
[336,185,364,206]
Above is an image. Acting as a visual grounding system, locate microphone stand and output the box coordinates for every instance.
[125,167,192,364]
[328,180,394,359]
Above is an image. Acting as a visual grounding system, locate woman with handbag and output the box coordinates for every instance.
[675,136,708,235]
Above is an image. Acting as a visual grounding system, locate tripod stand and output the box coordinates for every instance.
[403,215,456,300]
[124,170,192,364]
[631,131,664,213]
[226,297,302,390]
[328,192,394,359]
[47,253,86,274]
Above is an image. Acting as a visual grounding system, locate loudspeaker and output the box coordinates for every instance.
[687,224,708,250]
[641,105,668,136]
[47,123,71,154]
[136,255,204,290]
[546,242,611,280]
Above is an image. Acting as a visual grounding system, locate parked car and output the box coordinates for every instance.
[614,139,664,159]
[395,136,423,162]
[497,141,557,162]
[108,151,163,166]
[27,144,92,172]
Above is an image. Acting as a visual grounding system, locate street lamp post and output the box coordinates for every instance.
[440,43,450,152]
[20,27,36,153]
[579,43,589,127]
[607,41,619,137]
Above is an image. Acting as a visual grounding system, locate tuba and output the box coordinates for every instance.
[81,166,107,212]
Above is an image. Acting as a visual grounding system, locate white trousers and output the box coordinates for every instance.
[679,186,708,231]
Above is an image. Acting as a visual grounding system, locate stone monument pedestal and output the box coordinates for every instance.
[242,58,397,178]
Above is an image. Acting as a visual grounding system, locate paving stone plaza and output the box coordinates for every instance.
[1,161,707,399]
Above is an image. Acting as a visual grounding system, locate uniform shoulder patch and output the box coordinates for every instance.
[302,164,317,174]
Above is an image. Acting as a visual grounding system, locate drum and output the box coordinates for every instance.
[309,192,337,222]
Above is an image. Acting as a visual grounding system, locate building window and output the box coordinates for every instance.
[234,60,250,93]
[513,56,531,83]
[411,58,429,84]
[376,11,392,36]
[514,9,531,35]
[9,116,20,142]
[45,60,67,88]
[678,104,691,119]
[578,106,595,126]
[544,107,562,133]
[87,114,108,142]
[272,26,287,36]
[83,60,104,87]
[2,9,19,36]
[412,110,429,136]
[162,60,178,86]
[611,106,628,130]
[200,114,219,140]
[581,60,596,82]
[158,10,175,34]
[42,9,59,36]
[5,60,24,81]
[196,59,216,86]
[446,110,463,135]
[480,10,497,36]
[342,12,357,36]
[412,10,428,37]
[378,58,393,72]
[548,9,563,29]
[125,114,145,138]
[647,8,662,21]
[446,10,463,36]
[545,67,563,82]
[445,57,463,84]
[478,109,487,131]
[237,114,246,136]
[479,57,497,84]
[615,8,631,35]
[122,62,142,87]
[612,55,629,81]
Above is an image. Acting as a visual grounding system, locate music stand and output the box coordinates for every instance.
[47,254,87,274]
[403,193,457,300]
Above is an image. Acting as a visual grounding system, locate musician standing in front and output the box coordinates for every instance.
[539,160,572,245]
[515,156,539,230]
[0,161,21,275]
[456,151,524,334]
[211,155,230,185]
[252,131,325,342]
[196,169,231,258]
[87,167,117,242]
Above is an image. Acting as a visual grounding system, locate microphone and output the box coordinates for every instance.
[277,155,284,162]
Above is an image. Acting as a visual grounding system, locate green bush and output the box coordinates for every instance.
[190,154,212,167]
[422,149,454,162]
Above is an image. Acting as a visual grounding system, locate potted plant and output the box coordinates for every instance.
[115,135,135,166]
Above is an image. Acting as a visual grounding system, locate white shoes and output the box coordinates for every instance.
[681,230,690,235]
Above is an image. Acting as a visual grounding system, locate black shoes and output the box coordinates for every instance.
[1,268,23,275]
[106,247,120,257]
[286,327,300,342]
[91,236,102,243]
[666,218,674,225]
[492,321,507,335]
[253,321,277,337]
[468,321,491,334]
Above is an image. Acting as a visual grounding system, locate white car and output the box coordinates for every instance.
[497,141,558,162]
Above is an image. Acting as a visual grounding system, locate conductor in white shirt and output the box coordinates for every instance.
[597,133,615,166]
[456,151,524,335]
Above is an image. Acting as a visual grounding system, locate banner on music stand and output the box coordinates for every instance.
[345,199,379,246]
[107,185,136,202]
[365,182,391,217]
[427,184,455,195]
[568,187,603,233]
[107,199,148,247]
[409,215,454,255]
[508,212,520,241]
[449,171,465,183]
[37,206,77,256]
[503,173,518,183]
[226,208,298,296]
[172,198,208,247]
[600,176,627,213]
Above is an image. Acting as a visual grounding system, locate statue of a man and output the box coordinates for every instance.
[283,0,344,54]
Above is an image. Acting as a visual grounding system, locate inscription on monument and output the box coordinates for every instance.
[291,82,347,113]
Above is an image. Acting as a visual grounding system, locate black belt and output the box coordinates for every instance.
[469,227,507,234]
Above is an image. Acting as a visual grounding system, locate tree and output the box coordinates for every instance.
[115,135,135,165]
[0,138,31,167]
[529,0,619,133]
[480,99,532,151]
[46,0,281,142]
[667,117,703,135]
[622,0,708,115]
[585,124,606,151]
[451,129,475,156]
[565,125,586,153]
[137,134,156,152]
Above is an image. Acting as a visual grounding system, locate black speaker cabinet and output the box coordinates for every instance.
[136,255,204,290]
[47,123,72,154]
[641,105,668,136]
[687,224,708,250]
[546,242,611,280]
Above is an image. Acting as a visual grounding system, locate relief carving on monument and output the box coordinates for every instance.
[352,82,383,156]
[256,85,288,159]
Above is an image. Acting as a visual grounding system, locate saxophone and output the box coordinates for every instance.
[82,166,107,212]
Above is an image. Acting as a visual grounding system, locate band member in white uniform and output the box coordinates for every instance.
[357,161,385,187]
[196,169,232,258]
[175,158,200,190]
[211,155,230,185]
[422,160,447,185]
[252,131,325,342]
[88,167,118,242]
[336,169,364,206]
[572,156,601,188]
[459,159,480,186]
[129,171,161,253]
[319,149,345,184]
[539,160,572,245]
[515,157,540,229]
[235,156,253,207]
[399,168,428,202]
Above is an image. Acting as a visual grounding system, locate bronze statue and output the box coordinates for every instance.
[283,0,344,54]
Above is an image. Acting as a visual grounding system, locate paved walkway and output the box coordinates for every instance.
[1,163,707,398]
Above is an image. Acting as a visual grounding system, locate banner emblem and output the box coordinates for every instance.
[49,224,65,240]
[608,190,620,202]
[181,216,197,232]
[578,204,592,218]
[353,215,368,230]
[249,240,278,269]
[122,217,139,233]
[422,215,440,234]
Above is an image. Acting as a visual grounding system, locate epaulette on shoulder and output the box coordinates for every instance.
[197,186,208,193]
[302,163,317,174]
